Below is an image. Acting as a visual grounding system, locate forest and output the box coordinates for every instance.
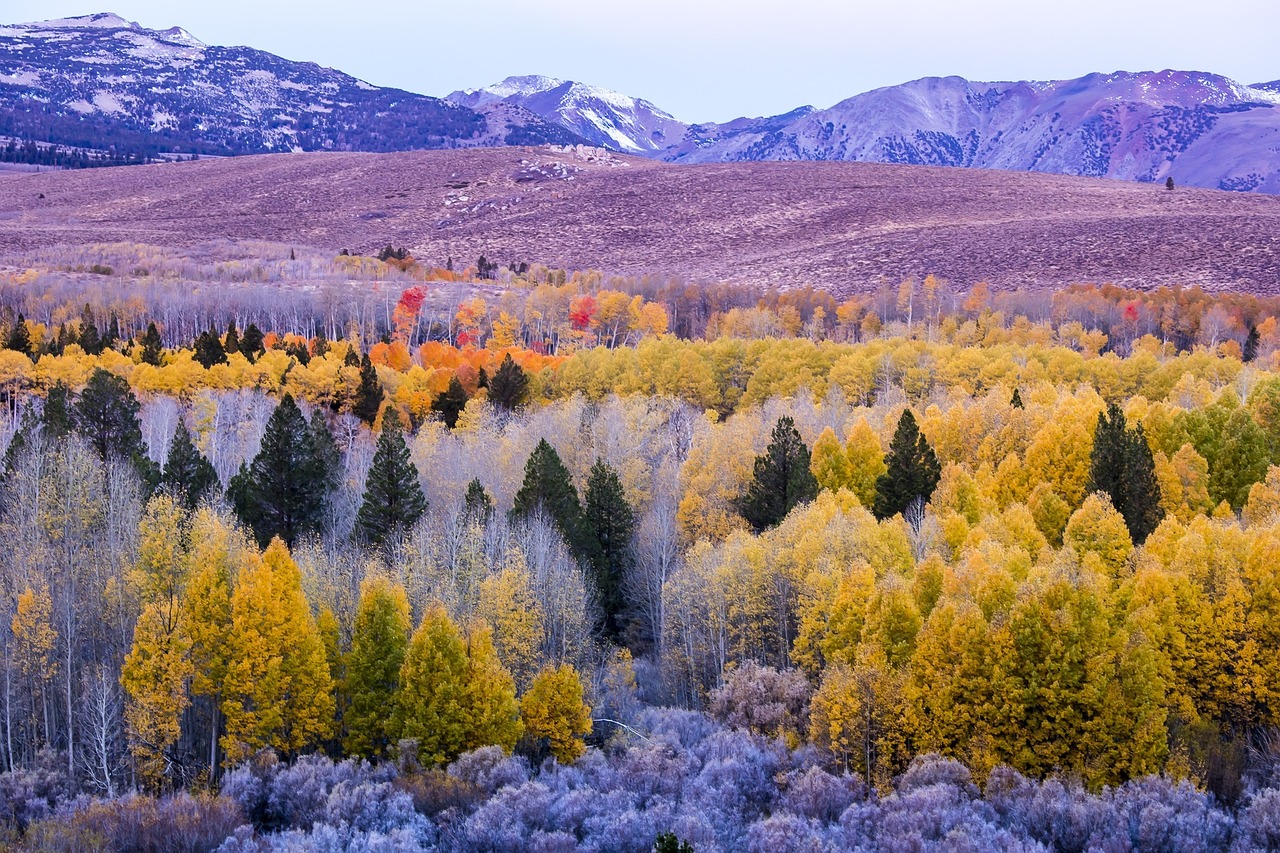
[1,245,1280,850]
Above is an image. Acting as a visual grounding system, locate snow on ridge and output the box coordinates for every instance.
[17,12,137,30]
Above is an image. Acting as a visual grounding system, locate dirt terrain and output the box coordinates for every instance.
[0,146,1277,294]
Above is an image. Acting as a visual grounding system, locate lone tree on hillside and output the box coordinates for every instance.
[1087,403,1163,544]
[873,409,941,521]
[740,416,819,531]
[1166,176,1175,191]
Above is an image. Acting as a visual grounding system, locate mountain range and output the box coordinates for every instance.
[1,12,1278,193]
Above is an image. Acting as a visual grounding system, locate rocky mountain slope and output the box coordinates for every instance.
[665,71,1280,193]
[448,75,686,153]
[0,13,581,162]
[2,148,1277,293]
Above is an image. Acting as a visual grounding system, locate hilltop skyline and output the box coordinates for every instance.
[6,0,1278,122]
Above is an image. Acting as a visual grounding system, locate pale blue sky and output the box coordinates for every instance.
[8,1,1280,121]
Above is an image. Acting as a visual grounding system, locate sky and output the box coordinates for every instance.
[8,1,1280,122]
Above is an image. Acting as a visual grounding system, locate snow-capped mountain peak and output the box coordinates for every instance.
[448,75,687,152]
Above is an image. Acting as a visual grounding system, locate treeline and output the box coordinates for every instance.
[0,139,160,170]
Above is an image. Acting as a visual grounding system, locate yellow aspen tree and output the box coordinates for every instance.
[185,510,241,774]
[475,556,545,691]
[120,600,192,789]
[221,539,334,765]
[394,602,470,766]
[844,418,886,508]
[461,621,523,754]
[520,664,593,764]
[12,585,59,752]
[343,575,412,759]
[810,426,853,493]
[1064,493,1134,579]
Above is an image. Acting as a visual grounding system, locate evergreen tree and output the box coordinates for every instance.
[1086,403,1164,545]
[489,353,530,412]
[344,345,361,367]
[343,575,411,759]
[393,603,470,766]
[654,834,694,853]
[193,329,227,368]
[41,382,73,441]
[240,323,265,362]
[229,394,327,547]
[223,320,240,355]
[740,416,819,530]
[52,323,72,356]
[583,459,635,640]
[313,329,329,358]
[140,322,163,366]
[432,375,469,429]
[511,439,587,556]
[1011,387,1025,409]
[74,368,158,484]
[463,478,494,525]
[102,313,120,351]
[352,354,384,425]
[160,420,219,510]
[872,410,942,520]
[1245,325,1260,363]
[353,410,427,547]
[477,366,490,390]
[78,305,102,355]
[6,313,31,358]
[309,410,342,495]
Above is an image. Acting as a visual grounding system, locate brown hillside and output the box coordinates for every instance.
[1,147,1277,294]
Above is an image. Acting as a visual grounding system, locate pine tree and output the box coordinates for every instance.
[1087,404,1164,544]
[463,478,494,525]
[313,329,329,358]
[352,354,384,425]
[74,368,159,485]
[160,420,219,509]
[240,323,265,362]
[1245,325,1261,363]
[432,375,469,429]
[1011,387,1025,409]
[353,410,427,547]
[872,409,941,520]
[221,539,334,765]
[343,575,411,758]
[393,603,470,766]
[461,622,523,753]
[214,319,235,355]
[6,313,31,358]
[344,345,361,367]
[511,438,588,556]
[489,354,530,412]
[193,329,227,368]
[78,304,102,355]
[140,322,163,366]
[41,382,73,441]
[103,313,120,351]
[520,664,592,764]
[740,416,819,530]
[229,394,327,547]
[583,458,635,640]
[309,410,341,495]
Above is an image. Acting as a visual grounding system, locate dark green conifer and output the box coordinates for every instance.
[6,313,31,358]
[78,305,101,355]
[42,382,73,441]
[228,394,327,547]
[73,368,158,486]
[353,354,384,425]
[872,409,941,520]
[353,409,427,548]
[344,345,361,367]
[511,438,587,555]
[140,322,163,366]
[463,478,494,525]
[489,353,530,412]
[431,376,469,429]
[1245,325,1260,363]
[740,416,819,530]
[193,329,227,368]
[583,459,635,640]
[102,314,120,351]
[223,319,240,355]
[310,410,342,494]
[240,323,265,362]
[160,420,219,509]
[1011,387,1024,409]
[1087,403,1164,544]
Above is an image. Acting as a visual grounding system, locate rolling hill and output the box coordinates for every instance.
[1,147,1277,294]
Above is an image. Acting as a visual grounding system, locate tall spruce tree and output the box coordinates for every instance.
[432,376,469,429]
[740,416,819,531]
[6,313,31,358]
[160,420,219,510]
[229,394,327,547]
[872,409,942,520]
[42,382,73,441]
[140,322,163,366]
[193,329,227,368]
[74,367,159,486]
[489,354,530,412]
[78,305,102,355]
[353,410,428,547]
[583,459,636,640]
[1011,388,1025,409]
[240,323,265,362]
[1086,403,1164,545]
[463,478,494,525]
[1245,325,1260,363]
[223,319,240,355]
[511,439,588,556]
[352,354,384,425]
[102,314,120,351]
